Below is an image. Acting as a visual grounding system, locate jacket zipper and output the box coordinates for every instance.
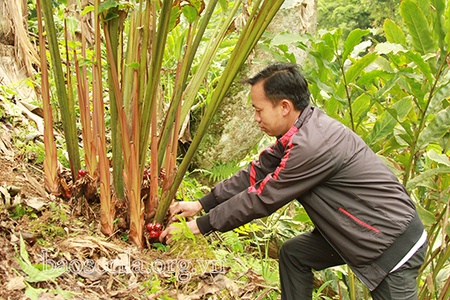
[339,207,380,233]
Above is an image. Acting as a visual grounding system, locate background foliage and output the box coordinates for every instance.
[0,0,448,299]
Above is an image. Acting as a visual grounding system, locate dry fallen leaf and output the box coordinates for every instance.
[6,276,26,291]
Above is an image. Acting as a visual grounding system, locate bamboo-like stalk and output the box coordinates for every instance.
[40,0,81,178]
[147,92,159,220]
[104,24,143,247]
[105,6,125,200]
[93,0,114,236]
[154,0,286,224]
[128,69,143,246]
[139,0,174,173]
[36,0,59,195]
[74,34,97,176]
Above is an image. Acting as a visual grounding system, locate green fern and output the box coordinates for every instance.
[206,161,242,183]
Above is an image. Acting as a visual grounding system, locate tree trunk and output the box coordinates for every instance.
[0,0,39,92]
[0,0,41,132]
[192,0,318,172]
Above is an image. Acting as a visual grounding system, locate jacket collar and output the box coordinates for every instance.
[294,105,313,129]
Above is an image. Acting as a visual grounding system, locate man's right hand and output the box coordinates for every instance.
[169,201,203,221]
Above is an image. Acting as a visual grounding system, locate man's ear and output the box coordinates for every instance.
[280,99,293,115]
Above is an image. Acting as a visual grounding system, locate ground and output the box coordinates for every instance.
[0,148,276,300]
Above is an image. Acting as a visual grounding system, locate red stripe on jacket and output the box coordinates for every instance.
[248,126,299,194]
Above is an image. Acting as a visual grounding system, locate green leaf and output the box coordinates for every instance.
[25,283,48,300]
[168,6,182,32]
[351,93,373,127]
[444,0,450,47]
[65,16,79,37]
[427,149,450,166]
[322,29,341,55]
[418,108,450,149]
[406,166,450,190]
[344,53,378,83]
[416,204,437,227]
[16,258,67,283]
[368,97,412,146]
[404,51,434,84]
[126,62,140,70]
[271,33,305,47]
[342,29,370,61]
[81,5,94,16]
[384,19,406,45]
[172,216,196,242]
[400,0,435,54]
[293,211,312,223]
[375,42,407,55]
[181,4,198,24]
[19,234,31,265]
[373,73,401,100]
[430,0,447,51]
[188,0,204,12]
[98,0,120,14]
[16,235,67,283]
[218,0,228,12]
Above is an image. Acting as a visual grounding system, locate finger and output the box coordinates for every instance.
[159,228,169,242]
[169,202,180,215]
[171,211,186,221]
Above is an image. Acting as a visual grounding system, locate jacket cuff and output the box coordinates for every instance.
[196,215,214,235]
[198,192,218,213]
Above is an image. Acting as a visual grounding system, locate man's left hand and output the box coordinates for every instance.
[159,220,200,244]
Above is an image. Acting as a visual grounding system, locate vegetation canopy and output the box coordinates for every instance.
[0,0,448,299]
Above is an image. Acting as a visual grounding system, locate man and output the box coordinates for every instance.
[160,63,427,299]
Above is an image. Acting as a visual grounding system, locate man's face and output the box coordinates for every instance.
[250,81,288,137]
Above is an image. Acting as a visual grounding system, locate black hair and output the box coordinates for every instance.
[243,63,311,110]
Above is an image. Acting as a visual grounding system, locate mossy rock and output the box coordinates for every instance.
[169,232,215,261]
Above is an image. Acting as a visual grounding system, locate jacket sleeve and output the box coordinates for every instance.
[196,122,344,234]
[199,141,285,212]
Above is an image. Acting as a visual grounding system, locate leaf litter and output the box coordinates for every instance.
[0,111,278,299]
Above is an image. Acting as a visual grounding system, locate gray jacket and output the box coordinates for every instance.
[196,105,424,290]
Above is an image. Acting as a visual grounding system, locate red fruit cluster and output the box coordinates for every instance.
[143,168,151,178]
[78,169,87,179]
[146,223,163,239]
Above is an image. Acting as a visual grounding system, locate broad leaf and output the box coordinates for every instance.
[16,235,67,283]
[418,108,450,149]
[344,53,378,83]
[406,166,450,190]
[367,97,412,146]
[384,19,406,45]
[400,0,435,54]
[427,149,450,166]
[375,42,407,55]
[416,204,437,227]
[181,4,199,23]
[430,0,447,51]
[404,51,434,84]
[342,29,370,61]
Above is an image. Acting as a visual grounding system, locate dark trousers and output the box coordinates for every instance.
[279,229,427,300]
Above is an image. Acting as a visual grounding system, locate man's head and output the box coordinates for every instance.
[244,63,311,111]
[244,63,310,137]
